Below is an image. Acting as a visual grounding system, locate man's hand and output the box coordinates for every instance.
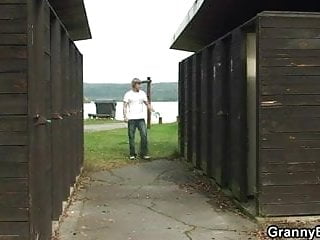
[150,105,155,113]
[124,116,128,123]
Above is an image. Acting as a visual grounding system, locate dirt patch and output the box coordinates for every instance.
[84,160,133,173]
[177,171,320,239]
[178,172,261,238]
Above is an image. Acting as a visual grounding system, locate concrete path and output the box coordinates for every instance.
[57,160,257,240]
[84,123,127,132]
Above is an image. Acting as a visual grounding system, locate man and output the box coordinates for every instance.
[123,78,153,160]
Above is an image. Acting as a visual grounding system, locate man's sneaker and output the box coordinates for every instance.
[129,156,136,160]
[142,155,151,160]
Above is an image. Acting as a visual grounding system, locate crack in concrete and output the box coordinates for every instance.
[91,170,126,185]
[144,201,198,240]
[184,225,197,240]
[152,168,177,184]
[120,169,176,200]
[134,201,242,240]
[105,169,126,182]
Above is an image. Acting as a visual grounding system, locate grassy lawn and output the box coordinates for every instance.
[84,118,122,125]
[84,123,178,171]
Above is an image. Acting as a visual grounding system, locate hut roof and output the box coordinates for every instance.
[50,0,91,41]
[171,0,320,52]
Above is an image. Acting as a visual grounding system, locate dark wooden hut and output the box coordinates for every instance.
[89,100,117,119]
[0,0,90,238]
[173,0,320,217]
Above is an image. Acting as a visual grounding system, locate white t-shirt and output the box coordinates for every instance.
[123,90,148,120]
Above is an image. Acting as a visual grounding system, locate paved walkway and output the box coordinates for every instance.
[57,160,257,240]
[84,123,127,132]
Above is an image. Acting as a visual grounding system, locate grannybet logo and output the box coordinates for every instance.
[267,225,320,239]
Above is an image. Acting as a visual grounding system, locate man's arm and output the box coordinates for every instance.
[123,102,128,122]
[144,101,154,113]
[143,92,154,112]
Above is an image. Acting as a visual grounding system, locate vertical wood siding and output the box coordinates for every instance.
[28,0,53,238]
[185,58,193,162]
[199,48,211,173]
[228,29,248,201]
[179,28,248,202]
[178,61,185,157]
[191,54,202,168]
[210,40,231,188]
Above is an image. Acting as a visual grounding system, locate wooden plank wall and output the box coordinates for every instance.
[0,0,84,238]
[0,0,29,239]
[179,28,248,202]
[28,0,84,237]
[258,13,320,216]
[178,12,320,217]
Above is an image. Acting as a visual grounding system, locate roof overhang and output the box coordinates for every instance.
[49,0,91,41]
[171,0,320,52]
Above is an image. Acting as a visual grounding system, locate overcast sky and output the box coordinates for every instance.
[76,0,194,84]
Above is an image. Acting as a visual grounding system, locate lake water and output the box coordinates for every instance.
[84,102,178,124]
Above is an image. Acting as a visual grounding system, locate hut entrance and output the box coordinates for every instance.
[246,33,257,198]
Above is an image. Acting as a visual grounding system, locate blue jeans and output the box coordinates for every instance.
[128,119,148,157]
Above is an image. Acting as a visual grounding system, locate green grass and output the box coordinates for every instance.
[84,123,178,171]
[84,118,122,125]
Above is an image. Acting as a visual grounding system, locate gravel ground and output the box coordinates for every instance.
[84,123,127,132]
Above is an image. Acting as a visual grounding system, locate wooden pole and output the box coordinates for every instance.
[141,77,152,129]
[146,77,152,129]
